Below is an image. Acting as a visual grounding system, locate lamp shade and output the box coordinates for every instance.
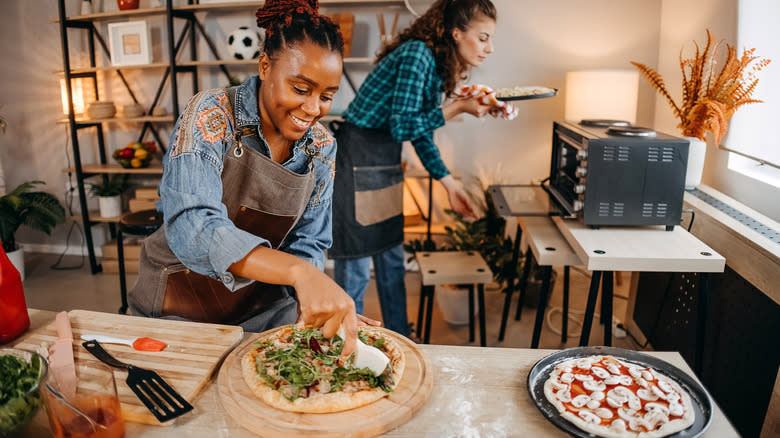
[565,70,639,124]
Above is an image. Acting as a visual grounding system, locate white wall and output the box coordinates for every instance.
[655,0,780,221]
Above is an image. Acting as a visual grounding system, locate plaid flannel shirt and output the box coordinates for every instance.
[342,40,449,180]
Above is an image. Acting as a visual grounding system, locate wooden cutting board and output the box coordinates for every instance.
[218,327,433,437]
[13,309,243,425]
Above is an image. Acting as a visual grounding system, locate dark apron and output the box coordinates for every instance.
[129,87,317,332]
[330,121,404,259]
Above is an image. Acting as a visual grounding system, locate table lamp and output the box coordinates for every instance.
[565,70,639,125]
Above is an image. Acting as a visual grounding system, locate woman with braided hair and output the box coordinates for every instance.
[130,0,370,357]
[330,0,498,336]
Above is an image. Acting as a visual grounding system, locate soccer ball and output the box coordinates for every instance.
[227,27,262,60]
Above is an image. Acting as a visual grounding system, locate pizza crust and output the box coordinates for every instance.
[543,355,695,438]
[241,326,405,414]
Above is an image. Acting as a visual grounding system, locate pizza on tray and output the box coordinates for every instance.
[241,325,405,413]
[544,355,695,438]
[495,85,555,98]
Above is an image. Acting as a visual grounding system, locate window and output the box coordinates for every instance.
[726,0,780,185]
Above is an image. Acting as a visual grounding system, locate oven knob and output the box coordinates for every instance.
[575,167,587,177]
[560,157,567,167]
[560,148,568,156]
[574,184,586,194]
[576,150,588,160]
[573,200,584,211]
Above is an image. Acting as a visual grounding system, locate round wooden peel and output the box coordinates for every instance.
[217,327,434,438]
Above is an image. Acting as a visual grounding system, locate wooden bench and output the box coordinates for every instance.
[414,251,494,346]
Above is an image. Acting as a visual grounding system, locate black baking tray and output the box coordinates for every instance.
[527,346,713,438]
[496,88,558,101]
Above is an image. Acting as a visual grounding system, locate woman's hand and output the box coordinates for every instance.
[440,175,477,219]
[442,95,493,121]
[230,246,359,359]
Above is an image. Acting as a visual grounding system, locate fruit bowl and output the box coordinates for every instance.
[0,348,48,437]
[112,141,157,169]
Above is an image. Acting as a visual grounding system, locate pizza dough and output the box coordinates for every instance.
[241,325,405,413]
[544,355,695,438]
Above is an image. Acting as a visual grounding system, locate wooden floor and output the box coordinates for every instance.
[20,251,642,351]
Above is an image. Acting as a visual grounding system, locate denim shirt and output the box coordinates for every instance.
[160,75,336,290]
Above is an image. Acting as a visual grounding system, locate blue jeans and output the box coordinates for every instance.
[334,244,410,336]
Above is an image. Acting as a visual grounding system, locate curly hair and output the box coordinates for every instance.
[256,0,344,58]
[377,0,496,96]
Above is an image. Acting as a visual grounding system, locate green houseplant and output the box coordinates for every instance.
[88,175,128,219]
[0,181,66,254]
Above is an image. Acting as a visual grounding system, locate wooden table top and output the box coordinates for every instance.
[7,310,739,437]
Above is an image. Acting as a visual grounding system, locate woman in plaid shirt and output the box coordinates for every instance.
[330,0,498,336]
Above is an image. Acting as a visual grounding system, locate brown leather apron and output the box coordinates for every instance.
[129,88,316,328]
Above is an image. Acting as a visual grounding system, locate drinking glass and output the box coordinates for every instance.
[42,361,125,438]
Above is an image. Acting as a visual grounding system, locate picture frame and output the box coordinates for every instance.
[108,20,152,66]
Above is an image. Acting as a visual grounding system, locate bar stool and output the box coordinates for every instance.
[414,251,494,346]
[116,209,162,314]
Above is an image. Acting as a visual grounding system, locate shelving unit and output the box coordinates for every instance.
[57,0,405,274]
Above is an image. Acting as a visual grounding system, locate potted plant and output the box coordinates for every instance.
[632,29,770,189]
[0,181,66,280]
[88,175,128,219]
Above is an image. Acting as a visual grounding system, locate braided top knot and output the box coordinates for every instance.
[256,0,321,37]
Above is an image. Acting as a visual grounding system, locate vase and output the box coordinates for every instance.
[683,136,707,190]
[98,195,123,219]
[435,284,477,325]
[117,0,139,10]
[6,245,25,282]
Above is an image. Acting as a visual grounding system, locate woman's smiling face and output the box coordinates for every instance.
[452,14,496,68]
[258,40,342,142]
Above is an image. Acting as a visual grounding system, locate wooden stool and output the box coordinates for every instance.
[117,209,162,314]
[498,217,582,348]
[414,251,494,346]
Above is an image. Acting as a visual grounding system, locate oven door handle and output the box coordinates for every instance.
[555,130,584,150]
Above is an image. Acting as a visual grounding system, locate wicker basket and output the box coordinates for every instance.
[86,101,117,119]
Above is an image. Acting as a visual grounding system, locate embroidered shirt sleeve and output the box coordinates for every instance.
[279,123,335,270]
[162,89,267,288]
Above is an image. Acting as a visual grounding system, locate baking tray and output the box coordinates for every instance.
[496,88,558,101]
[527,346,713,438]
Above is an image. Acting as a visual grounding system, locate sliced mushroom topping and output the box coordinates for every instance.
[644,410,670,428]
[571,394,591,408]
[590,391,605,401]
[591,366,610,379]
[627,396,642,411]
[645,402,670,416]
[556,389,572,403]
[610,419,627,431]
[576,358,593,370]
[628,417,644,432]
[606,362,622,375]
[560,372,574,384]
[563,366,573,373]
[604,375,623,386]
[586,399,601,410]
[583,379,607,392]
[574,373,594,382]
[651,384,667,399]
[578,410,602,424]
[595,407,614,419]
[618,375,634,386]
[657,379,675,394]
[607,396,624,408]
[628,366,643,380]
[642,370,655,381]
[551,380,568,391]
[637,388,659,401]
[669,402,685,417]
[637,378,649,389]
[618,407,640,421]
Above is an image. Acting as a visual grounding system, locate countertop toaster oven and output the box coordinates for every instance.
[543,120,690,230]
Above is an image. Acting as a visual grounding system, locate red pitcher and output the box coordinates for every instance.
[0,244,30,343]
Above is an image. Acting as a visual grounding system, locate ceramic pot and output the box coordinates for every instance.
[684,136,707,190]
[117,0,139,10]
[435,284,477,325]
[6,246,25,282]
[98,195,123,219]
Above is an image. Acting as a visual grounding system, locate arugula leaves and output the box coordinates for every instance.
[0,352,44,436]
[255,327,393,401]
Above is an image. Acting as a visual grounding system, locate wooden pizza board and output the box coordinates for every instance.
[13,309,244,425]
[217,327,434,437]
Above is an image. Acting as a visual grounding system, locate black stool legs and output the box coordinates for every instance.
[117,229,128,314]
[561,266,570,343]
[416,283,486,347]
[579,271,602,346]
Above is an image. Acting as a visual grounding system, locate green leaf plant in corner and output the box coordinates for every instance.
[0,181,66,254]
[87,174,129,197]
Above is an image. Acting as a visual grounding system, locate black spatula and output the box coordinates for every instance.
[82,339,193,422]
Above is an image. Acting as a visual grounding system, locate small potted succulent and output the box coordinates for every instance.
[88,175,129,219]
